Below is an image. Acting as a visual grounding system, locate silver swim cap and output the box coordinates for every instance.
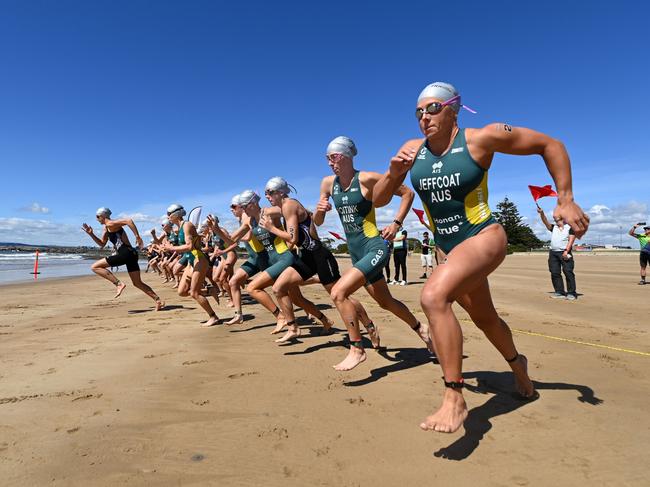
[326,136,357,158]
[96,207,112,217]
[166,203,186,217]
[238,189,260,206]
[265,176,296,195]
[417,82,460,112]
[231,194,242,206]
[161,218,172,227]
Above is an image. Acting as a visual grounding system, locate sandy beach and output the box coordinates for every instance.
[1,253,648,486]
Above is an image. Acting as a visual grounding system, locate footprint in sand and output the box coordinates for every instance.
[182,360,208,366]
[191,399,210,406]
[257,426,289,440]
[67,427,80,434]
[41,368,57,375]
[346,396,370,406]
[145,352,172,359]
[72,393,103,402]
[326,377,345,390]
[227,371,259,379]
[67,349,88,358]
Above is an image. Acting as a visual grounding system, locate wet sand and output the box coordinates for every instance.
[1,253,648,486]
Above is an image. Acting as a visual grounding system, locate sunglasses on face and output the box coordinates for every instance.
[415,95,461,120]
[326,153,345,163]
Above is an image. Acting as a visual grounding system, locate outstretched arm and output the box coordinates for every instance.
[537,205,554,231]
[150,228,165,245]
[468,123,589,237]
[82,224,108,248]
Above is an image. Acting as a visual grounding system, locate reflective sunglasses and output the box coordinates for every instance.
[326,153,345,163]
[415,95,477,120]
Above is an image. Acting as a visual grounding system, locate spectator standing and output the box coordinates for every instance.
[628,223,650,285]
[537,206,577,300]
[392,228,408,285]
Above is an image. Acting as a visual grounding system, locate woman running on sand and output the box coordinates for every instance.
[314,136,434,371]
[211,190,328,334]
[162,204,220,327]
[208,194,277,326]
[263,176,377,345]
[373,81,590,433]
[82,207,164,310]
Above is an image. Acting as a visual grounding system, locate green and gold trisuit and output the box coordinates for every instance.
[331,171,388,284]
[178,222,209,266]
[410,128,497,254]
[250,210,296,280]
[239,231,269,278]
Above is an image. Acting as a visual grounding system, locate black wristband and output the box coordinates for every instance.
[393,219,402,227]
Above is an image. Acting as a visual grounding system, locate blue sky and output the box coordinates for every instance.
[1,0,648,246]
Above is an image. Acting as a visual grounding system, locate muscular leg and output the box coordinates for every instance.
[127,270,165,310]
[418,225,531,433]
[225,268,249,325]
[364,278,433,352]
[246,272,284,328]
[189,259,219,327]
[272,268,304,342]
[91,259,126,298]
[177,266,192,297]
[329,268,368,371]
[456,279,534,397]
[323,281,378,347]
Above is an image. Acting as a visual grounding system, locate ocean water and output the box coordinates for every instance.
[0,251,142,285]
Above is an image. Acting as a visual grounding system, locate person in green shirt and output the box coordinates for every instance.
[628,223,650,285]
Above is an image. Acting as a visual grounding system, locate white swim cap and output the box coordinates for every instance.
[231,194,242,206]
[238,189,260,206]
[96,207,112,217]
[161,218,172,227]
[265,176,296,195]
[417,82,460,112]
[166,203,186,217]
[326,136,357,158]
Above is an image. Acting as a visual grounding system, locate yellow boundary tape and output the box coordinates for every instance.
[511,328,650,357]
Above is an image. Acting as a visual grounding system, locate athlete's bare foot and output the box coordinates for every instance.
[270,313,287,334]
[509,354,537,399]
[365,322,380,349]
[155,300,165,311]
[201,315,221,327]
[317,313,335,333]
[333,346,367,371]
[275,327,301,343]
[226,300,234,308]
[114,282,127,299]
[414,322,436,355]
[225,312,244,326]
[420,387,468,433]
[171,282,179,289]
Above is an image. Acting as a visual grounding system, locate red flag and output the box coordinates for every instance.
[528,185,558,202]
[329,231,346,242]
[412,208,426,225]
